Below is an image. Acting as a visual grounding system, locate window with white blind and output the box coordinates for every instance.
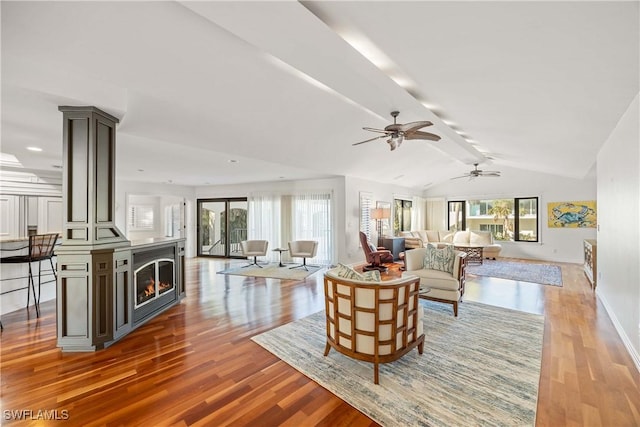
[128,205,154,231]
[359,192,373,241]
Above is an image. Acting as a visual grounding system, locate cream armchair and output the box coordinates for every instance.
[324,266,424,384]
[288,240,318,270]
[240,240,269,268]
[402,247,467,316]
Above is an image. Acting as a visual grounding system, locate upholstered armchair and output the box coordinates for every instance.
[324,266,424,384]
[287,240,318,270]
[240,240,269,268]
[402,246,467,316]
[359,232,394,272]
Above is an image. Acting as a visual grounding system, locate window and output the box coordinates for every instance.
[128,205,154,231]
[359,192,373,240]
[448,201,465,232]
[393,199,412,234]
[448,197,538,242]
[515,197,538,241]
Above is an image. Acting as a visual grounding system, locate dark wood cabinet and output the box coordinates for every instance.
[381,237,405,261]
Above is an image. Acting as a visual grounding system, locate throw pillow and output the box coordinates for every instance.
[424,243,455,274]
[361,270,381,282]
[335,263,362,280]
[333,263,381,282]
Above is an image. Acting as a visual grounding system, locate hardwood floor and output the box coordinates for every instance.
[1,257,639,426]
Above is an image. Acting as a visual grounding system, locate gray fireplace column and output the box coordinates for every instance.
[56,106,131,351]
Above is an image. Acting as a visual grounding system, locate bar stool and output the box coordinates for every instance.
[0,233,58,318]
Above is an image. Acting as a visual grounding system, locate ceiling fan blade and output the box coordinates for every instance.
[479,170,500,174]
[404,131,441,141]
[480,172,501,177]
[450,174,471,180]
[352,135,387,146]
[362,127,391,134]
[397,121,433,132]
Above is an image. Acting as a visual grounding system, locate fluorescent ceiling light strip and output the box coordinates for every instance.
[265,54,384,121]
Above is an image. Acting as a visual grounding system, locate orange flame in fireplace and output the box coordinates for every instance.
[145,278,155,296]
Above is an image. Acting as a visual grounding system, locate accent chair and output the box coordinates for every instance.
[240,240,269,268]
[287,240,318,270]
[359,231,393,272]
[324,266,424,384]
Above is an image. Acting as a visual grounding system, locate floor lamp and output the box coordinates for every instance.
[371,207,391,246]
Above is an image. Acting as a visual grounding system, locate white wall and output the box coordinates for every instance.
[343,176,425,265]
[424,165,597,263]
[115,180,196,257]
[596,93,640,368]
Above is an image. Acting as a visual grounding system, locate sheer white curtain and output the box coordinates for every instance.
[290,191,333,265]
[247,193,281,262]
[411,196,428,231]
[248,190,334,265]
[426,198,446,230]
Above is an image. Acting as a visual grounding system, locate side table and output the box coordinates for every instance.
[272,248,288,267]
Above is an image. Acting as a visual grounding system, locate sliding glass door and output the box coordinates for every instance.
[197,198,247,258]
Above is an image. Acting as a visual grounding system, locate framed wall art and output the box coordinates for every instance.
[547,200,596,228]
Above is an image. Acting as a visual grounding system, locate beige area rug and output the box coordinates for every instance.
[217,263,322,280]
[252,300,544,427]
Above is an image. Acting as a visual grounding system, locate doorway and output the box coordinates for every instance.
[197,198,247,258]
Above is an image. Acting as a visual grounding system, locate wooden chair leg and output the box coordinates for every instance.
[453,301,458,317]
[323,342,331,356]
[374,363,379,385]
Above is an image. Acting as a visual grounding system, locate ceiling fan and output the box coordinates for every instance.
[452,163,501,180]
[353,111,441,151]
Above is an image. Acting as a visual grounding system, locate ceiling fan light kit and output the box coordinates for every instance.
[353,111,441,151]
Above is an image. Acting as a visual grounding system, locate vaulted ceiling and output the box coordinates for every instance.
[2,1,638,190]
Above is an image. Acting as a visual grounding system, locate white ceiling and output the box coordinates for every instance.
[1,1,638,190]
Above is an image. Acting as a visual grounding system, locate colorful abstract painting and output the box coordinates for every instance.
[547,200,596,228]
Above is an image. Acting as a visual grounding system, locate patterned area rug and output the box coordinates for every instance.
[467,259,563,286]
[217,263,322,280]
[252,301,544,426]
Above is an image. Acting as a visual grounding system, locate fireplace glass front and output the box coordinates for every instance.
[135,258,175,308]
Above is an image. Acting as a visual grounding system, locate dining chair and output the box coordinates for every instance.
[0,233,59,317]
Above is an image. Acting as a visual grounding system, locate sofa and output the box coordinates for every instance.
[324,265,424,384]
[400,230,501,259]
[401,247,467,316]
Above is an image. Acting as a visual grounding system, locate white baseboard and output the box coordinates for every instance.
[597,290,640,374]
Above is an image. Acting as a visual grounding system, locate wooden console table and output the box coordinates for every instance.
[583,239,597,289]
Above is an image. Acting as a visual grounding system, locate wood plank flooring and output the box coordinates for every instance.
[1,257,639,426]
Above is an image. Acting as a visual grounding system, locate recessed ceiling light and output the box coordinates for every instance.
[228,159,238,163]
[137,169,144,172]
[27,146,43,152]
